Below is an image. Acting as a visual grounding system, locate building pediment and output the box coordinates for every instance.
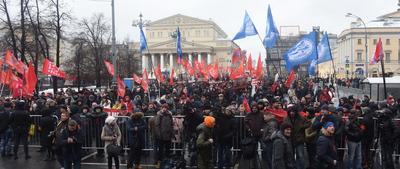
[149,40,212,49]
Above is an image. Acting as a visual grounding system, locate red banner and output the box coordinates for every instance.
[5,50,18,68]
[141,68,149,92]
[42,59,66,78]
[154,64,164,83]
[243,97,251,113]
[247,53,253,74]
[208,63,219,80]
[254,53,263,79]
[229,61,244,80]
[133,73,142,84]
[285,70,296,89]
[24,62,37,95]
[169,68,175,86]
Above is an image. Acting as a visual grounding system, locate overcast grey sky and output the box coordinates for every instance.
[70,0,396,58]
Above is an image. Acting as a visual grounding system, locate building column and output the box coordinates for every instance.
[169,53,174,70]
[151,54,155,67]
[198,53,202,62]
[188,53,193,65]
[207,53,212,64]
[142,55,147,71]
[160,54,164,71]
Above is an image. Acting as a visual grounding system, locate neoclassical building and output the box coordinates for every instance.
[321,4,400,78]
[139,14,238,76]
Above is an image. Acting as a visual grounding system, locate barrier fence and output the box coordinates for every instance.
[28,115,400,160]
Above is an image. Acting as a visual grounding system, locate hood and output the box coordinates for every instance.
[270,131,287,142]
[131,112,144,119]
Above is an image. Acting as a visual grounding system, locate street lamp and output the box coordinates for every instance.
[132,13,151,72]
[346,13,368,78]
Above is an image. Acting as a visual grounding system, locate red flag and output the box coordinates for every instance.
[4,50,18,68]
[247,53,253,74]
[117,77,126,97]
[266,108,288,122]
[243,97,251,113]
[254,53,263,79]
[154,64,164,83]
[141,69,149,92]
[104,60,115,76]
[231,48,242,64]
[370,38,383,64]
[285,70,296,88]
[229,61,244,80]
[24,62,37,95]
[2,70,12,85]
[15,60,28,75]
[133,73,142,84]
[42,59,66,78]
[169,68,175,86]
[208,63,219,80]
[194,60,200,72]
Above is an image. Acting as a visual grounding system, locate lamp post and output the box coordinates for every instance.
[346,13,368,78]
[132,13,150,72]
[111,0,117,84]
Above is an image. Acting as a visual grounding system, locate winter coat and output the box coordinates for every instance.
[39,115,57,146]
[245,110,264,138]
[183,112,203,140]
[196,123,213,169]
[126,112,146,147]
[101,123,122,153]
[10,109,32,133]
[344,117,363,142]
[262,114,279,144]
[154,110,174,141]
[0,110,11,134]
[271,131,295,169]
[316,128,338,169]
[215,113,236,145]
[172,117,184,143]
[283,113,310,145]
[60,128,83,161]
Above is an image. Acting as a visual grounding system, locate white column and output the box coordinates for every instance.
[188,54,193,65]
[142,55,147,71]
[160,54,164,71]
[151,54,155,67]
[198,53,202,62]
[169,53,174,70]
[207,53,211,64]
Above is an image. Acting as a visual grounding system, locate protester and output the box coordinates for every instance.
[153,103,174,168]
[196,116,215,169]
[101,116,122,169]
[316,122,338,169]
[61,120,83,169]
[38,108,57,161]
[0,101,13,157]
[126,111,146,169]
[10,100,32,160]
[271,122,295,169]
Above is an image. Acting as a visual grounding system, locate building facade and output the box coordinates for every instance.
[329,8,400,78]
[138,14,238,76]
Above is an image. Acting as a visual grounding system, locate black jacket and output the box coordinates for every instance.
[215,113,236,144]
[316,129,337,169]
[345,117,363,142]
[0,110,11,134]
[126,112,147,147]
[61,128,83,161]
[10,109,32,133]
[245,110,264,138]
[271,131,295,169]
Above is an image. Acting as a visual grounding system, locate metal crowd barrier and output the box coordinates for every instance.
[28,115,400,159]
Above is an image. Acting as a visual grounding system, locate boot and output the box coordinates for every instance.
[135,162,142,169]
[155,160,161,169]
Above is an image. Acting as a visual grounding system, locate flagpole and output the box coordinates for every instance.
[380,56,387,99]
[326,33,339,98]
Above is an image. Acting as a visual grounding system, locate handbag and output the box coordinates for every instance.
[28,124,35,136]
[106,143,123,156]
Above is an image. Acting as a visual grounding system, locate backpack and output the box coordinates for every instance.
[240,137,257,159]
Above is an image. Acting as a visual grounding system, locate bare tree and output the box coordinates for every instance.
[0,0,19,58]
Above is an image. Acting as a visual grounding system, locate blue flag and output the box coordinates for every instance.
[139,25,148,54]
[232,11,259,41]
[316,32,332,64]
[284,31,317,72]
[263,5,279,49]
[176,27,183,63]
[308,59,317,76]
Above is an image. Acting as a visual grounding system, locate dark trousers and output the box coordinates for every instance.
[381,143,394,169]
[13,131,29,157]
[127,145,142,168]
[107,154,119,169]
[156,139,171,161]
[306,142,317,169]
[55,146,64,167]
[64,158,81,169]
[217,143,232,168]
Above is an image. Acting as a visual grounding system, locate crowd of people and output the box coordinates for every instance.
[0,77,399,169]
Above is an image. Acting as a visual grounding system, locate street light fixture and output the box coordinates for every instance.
[346,13,368,78]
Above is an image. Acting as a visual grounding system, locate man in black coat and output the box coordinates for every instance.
[61,120,83,169]
[215,106,237,169]
[0,102,13,157]
[10,100,32,159]
[38,108,57,160]
[316,122,338,169]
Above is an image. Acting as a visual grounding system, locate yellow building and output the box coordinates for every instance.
[138,14,238,75]
[330,7,400,78]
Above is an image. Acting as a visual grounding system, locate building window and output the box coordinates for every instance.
[195,30,201,37]
[385,52,391,63]
[373,39,377,45]
[386,39,390,45]
[203,30,209,37]
[398,50,400,63]
[357,39,362,45]
[357,52,362,62]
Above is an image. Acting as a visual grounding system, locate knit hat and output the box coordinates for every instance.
[280,122,293,131]
[105,116,116,124]
[203,116,216,128]
[323,122,334,129]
